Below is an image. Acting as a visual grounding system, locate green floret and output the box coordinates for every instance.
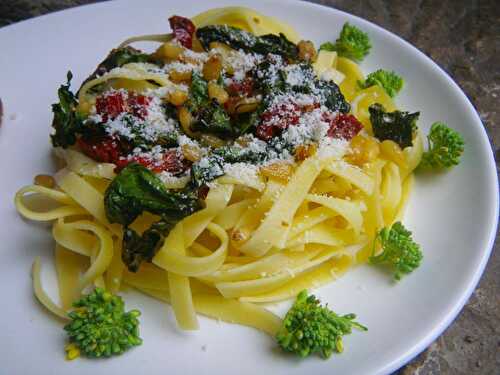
[276,290,367,359]
[64,288,142,358]
[359,69,404,97]
[320,22,371,62]
[370,222,423,281]
[419,122,465,170]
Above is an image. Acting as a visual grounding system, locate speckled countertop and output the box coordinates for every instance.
[0,0,498,373]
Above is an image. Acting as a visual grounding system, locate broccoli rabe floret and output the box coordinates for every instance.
[276,290,367,358]
[64,288,142,359]
[370,222,423,281]
[360,69,404,98]
[419,122,464,170]
[320,23,371,62]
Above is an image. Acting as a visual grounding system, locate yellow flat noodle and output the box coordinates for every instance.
[54,169,121,235]
[61,220,114,292]
[181,184,233,247]
[78,63,172,103]
[193,294,282,336]
[241,254,354,303]
[229,184,261,203]
[203,246,322,283]
[83,176,111,194]
[217,175,265,192]
[313,50,338,75]
[356,160,385,262]
[192,6,300,43]
[336,57,365,101]
[165,223,199,330]
[286,223,350,248]
[123,263,169,292]
[91,241,106,289]
[32,257,69,320]
[111,78,160,93]
[123,264,216,295]
[305,194,363,234]
[106,238,125,294]
[295,200,309,217]
[231,180,284,249]
[15,185,86,221]
[55,245,88,310]
[287,206,334,239]
[225,255,259,264]
[403,130,424,177]
[154,222,228,277]
[189,242,213,257]
[215,246,347,299]
[394,174,414,222]
[311,176,351,196]
[325,161,374,195]
[55,148,116,180]
[118,33,173,48]
[351,85,396,132]
[380,162,402,224]
[52,219,95,256]
[136,287,282,336]
[212,198,256,230]
[240,156,326,257]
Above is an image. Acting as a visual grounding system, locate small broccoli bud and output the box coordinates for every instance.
[320,23,371,62]
[359,69,404,98]
[370,222,423,280]
[64,288,142,358]
[276,290,367,359]
[419,122,465,170]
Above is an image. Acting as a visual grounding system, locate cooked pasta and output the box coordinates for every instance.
[15,6,423,344]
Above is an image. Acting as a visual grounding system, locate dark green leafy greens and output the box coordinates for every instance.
[315,79,351,113]
[190,144,268,188]
[122,217,180,272]
[104,163,202,272]
[196,25,298,60]
[419,122,465,170]
[104,163,200,226]
[190,155,225,189]
[370,222,423,281]
[276,290,367,358]
[187,73,232,137]
[320,22,371,62]
[80,47,155,89]
[254,60,350,115]
[359,69,404,98]
[369,103,419,149]
[50,71,84,148]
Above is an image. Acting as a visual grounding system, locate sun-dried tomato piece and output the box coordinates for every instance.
[227,78,254,97]
[127,93,150,120]
[169,16,196,49]
[77,136,123,164]
[96,91,150,122]
[325,113,363,140]
[256,102,301,141]
[95,92,126,122]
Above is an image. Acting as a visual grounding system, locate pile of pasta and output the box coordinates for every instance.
[15,7,423,335]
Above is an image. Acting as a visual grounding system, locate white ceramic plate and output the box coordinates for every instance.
[0,0,497,374]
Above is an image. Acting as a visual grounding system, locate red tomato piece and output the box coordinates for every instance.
[169,16,196,49]
[77,136,122,164]
[325,113,363,140]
